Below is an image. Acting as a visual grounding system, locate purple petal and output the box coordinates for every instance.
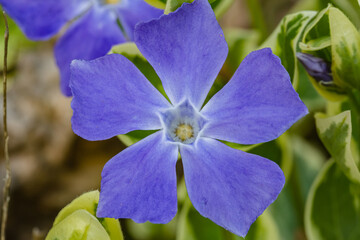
[70,54,171,141]
[180,137,285,237]
[0,0,90,40]
[97,131,179,223]
[55,5,126,96]
[117,0,163,40]
[134,0,228,109]
[201,48,308,145]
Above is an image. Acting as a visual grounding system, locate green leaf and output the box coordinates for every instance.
[51,191,123,240]
[260,11,316,90]
[291,136,325,204]
[176,196,197,240]
[212,0,234,18]
[329,7,360,91]
[238,210,281,240]
[320,0,360,29]
[145,0,167,9]
[109,42,145,60]
[305,160,360,240]
[117,130,157,146]
[315,111,360,184]
[164,0,217,14]
[298,6,348,101]
[46,210,110,240]
[299,36,331,51]
[224,29,259,73]
[165,0,192,14]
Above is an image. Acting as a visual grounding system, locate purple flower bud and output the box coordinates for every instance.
[296,52,333,84]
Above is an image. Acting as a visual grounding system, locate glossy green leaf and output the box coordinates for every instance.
[51,191,123,240]
[260,11,316,90]
[305,160,360,240]
[329,7,360,91]
[145,0,167,9]
[315,111,360,184]
[46,210,111,240]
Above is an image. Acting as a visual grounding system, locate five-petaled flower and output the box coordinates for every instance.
[70,0,308,237]
[0,0,162,96]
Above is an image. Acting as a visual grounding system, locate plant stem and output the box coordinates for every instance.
[245,0,268,43]
[1,10,10,240]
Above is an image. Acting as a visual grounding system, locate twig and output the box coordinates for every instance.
[1,10,10,240]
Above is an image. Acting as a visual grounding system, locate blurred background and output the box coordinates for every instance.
[0,0,359,239]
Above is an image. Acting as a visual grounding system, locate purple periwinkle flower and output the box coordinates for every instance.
[0,0,162,96]
[70,0,308,236]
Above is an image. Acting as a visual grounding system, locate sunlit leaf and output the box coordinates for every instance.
[46,210,111,240]
[51,191,123,240]
[260,11,316,90]
[305,160,360,240]
[315,111,360,184]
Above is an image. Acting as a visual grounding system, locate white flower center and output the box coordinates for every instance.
[161,100,206,144]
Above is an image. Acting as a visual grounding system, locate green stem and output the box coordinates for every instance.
[1,10,10,240]
[245,0,268,43]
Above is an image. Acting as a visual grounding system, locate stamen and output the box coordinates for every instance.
[106,0,120,4]
[175,124,194,142]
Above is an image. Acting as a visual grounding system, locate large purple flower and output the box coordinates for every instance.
[70,0,308,237]
[0,0,162,96]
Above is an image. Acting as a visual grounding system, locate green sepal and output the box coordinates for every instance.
[305,160,360,240]
[144,0,167,9]
[315,111,360,184]
[260,11,316,90]
[47,191,123,240]
[46,210,111,240]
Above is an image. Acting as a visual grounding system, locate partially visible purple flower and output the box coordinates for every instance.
[70,0,308,237]
[0,0,162,96]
